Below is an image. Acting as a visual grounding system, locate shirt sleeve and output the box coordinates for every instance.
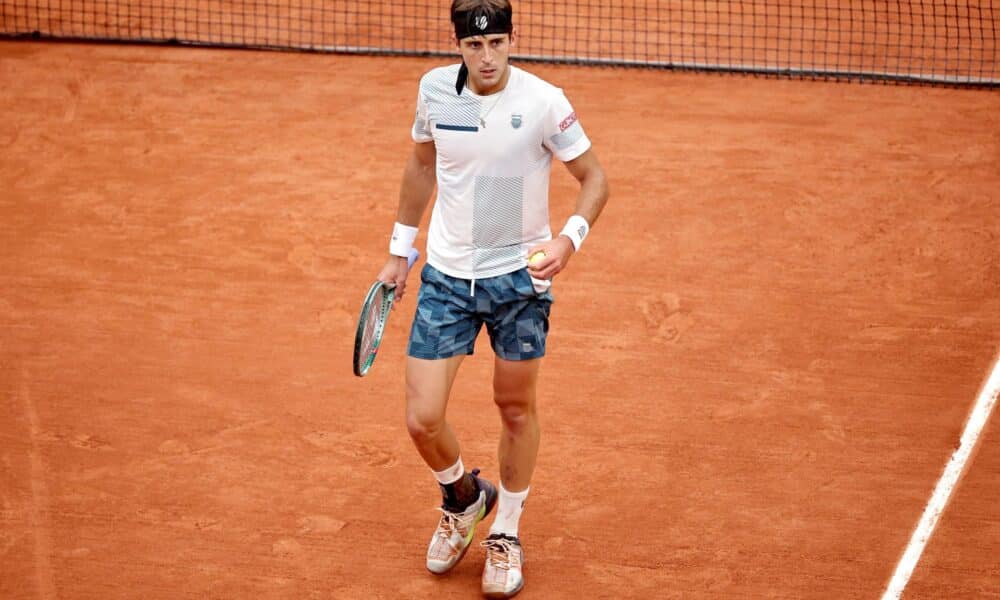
[411,86,433,143]
[541,89,591,162]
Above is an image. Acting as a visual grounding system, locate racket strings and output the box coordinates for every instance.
[354,277,405,377]
[362,292,386,355]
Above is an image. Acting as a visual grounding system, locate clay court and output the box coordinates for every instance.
[1,1,999,598]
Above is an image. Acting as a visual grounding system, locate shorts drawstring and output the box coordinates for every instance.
[470,278,476,296]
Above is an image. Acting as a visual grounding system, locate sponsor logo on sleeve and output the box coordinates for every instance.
[559,111,578,132]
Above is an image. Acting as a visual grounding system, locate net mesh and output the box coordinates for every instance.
[1,1,997,87]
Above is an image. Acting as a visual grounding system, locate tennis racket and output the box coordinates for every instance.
[353,248,420,377]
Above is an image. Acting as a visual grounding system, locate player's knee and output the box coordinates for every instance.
[405,408,445,444]
[494,397,535,434]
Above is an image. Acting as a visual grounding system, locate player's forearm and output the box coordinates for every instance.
[571,163,609,226]
[396,151,436,226]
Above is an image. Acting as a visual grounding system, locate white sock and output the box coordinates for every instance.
[489,483,529,537]
[432,457,464,485]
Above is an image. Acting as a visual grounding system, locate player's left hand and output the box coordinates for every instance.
[526,235,575,280]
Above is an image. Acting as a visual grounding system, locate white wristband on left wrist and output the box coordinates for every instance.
[560,215,590,251]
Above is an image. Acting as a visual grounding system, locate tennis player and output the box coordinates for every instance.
[376,1,608,596]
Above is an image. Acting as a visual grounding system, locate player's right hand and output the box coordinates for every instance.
[377,254,414,303]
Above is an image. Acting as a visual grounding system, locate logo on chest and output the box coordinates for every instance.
[510,114,523,129]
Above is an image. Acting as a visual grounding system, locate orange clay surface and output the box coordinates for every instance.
[1,41,998,599]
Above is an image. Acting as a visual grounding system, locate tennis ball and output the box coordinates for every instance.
[528,251,546,266]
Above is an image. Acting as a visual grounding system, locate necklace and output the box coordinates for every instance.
[478,86,508,128]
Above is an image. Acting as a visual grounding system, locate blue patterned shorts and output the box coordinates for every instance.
[407,264,554,361]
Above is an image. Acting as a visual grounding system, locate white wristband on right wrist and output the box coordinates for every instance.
[560,215,590,251]
[389,222,419,257]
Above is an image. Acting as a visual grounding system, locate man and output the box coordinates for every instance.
[376,1,608,597]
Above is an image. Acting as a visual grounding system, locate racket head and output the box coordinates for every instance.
[353,281,397,377]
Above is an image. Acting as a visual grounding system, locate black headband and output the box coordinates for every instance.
[452,7,513,40]
[452,7,514,94]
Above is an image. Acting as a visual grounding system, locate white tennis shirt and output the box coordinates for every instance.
[412,64,591,281]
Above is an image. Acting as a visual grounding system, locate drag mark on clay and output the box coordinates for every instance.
[21,368,56,599]
[301,431,397,467]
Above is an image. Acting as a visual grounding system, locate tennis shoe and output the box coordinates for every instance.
[481,533,525,598]
[426,469,497,574]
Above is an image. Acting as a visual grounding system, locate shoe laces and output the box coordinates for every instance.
[482,536,520,569]
[435,501,478,539]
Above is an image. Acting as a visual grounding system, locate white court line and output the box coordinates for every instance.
[882,353,1000,600]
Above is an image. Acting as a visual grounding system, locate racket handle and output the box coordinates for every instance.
[406,248,420,270]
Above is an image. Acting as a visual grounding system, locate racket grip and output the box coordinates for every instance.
[406,248,420,270]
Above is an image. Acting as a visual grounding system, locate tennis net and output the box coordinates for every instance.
[1,1,997,87]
